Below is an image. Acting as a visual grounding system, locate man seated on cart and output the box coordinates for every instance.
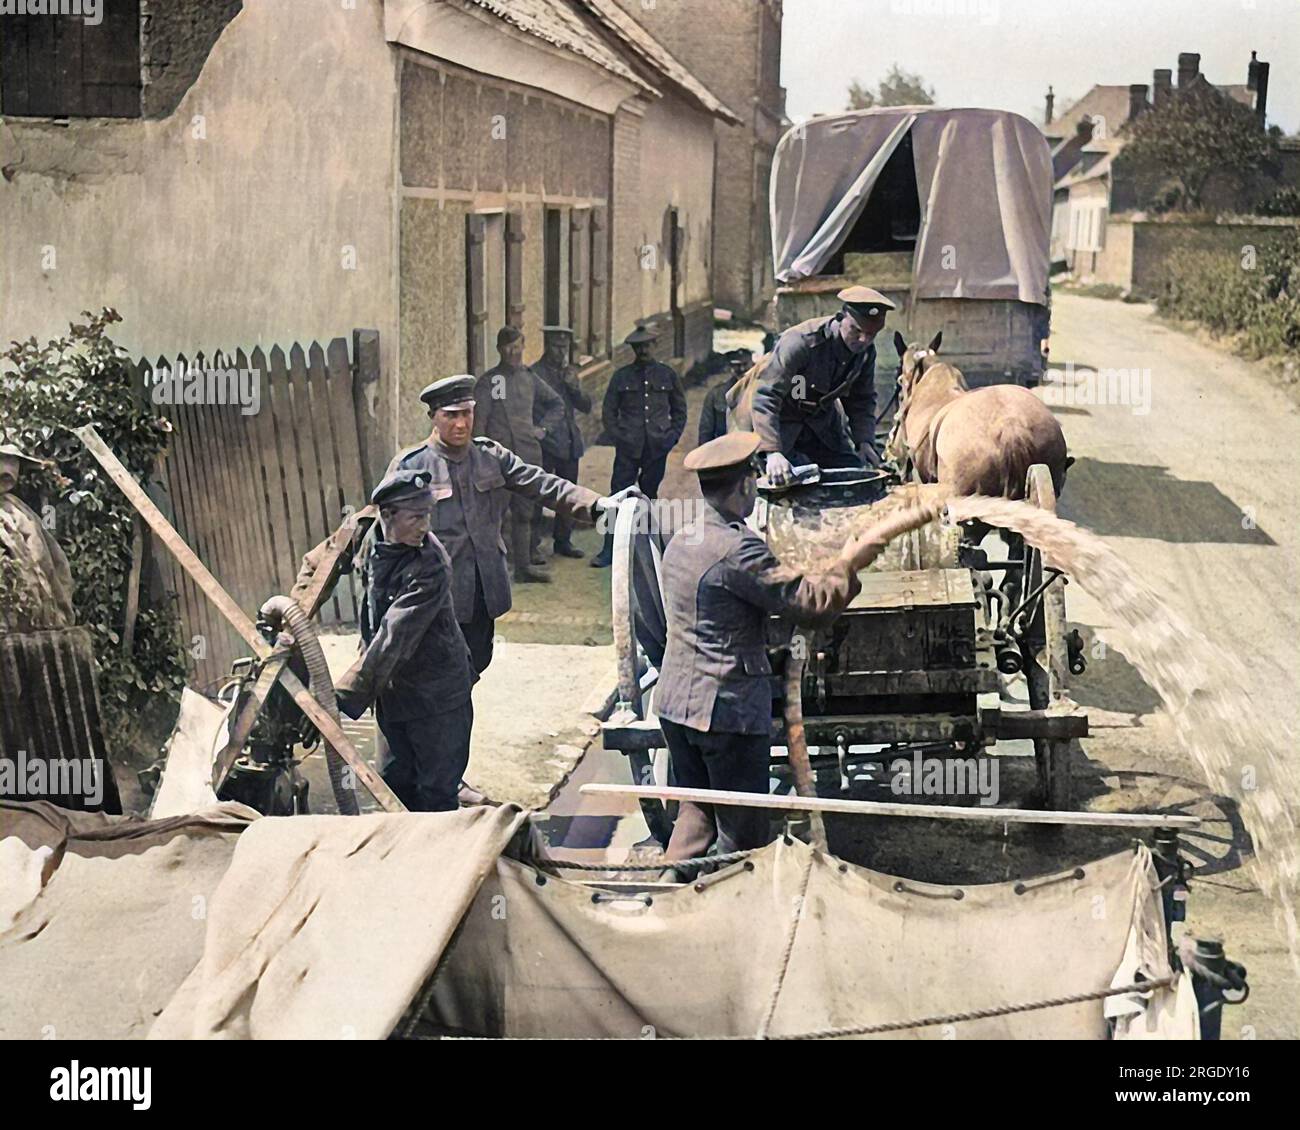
[750,286,894,488]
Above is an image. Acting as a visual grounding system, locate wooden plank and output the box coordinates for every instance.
[325,337,366,623]
[229,347,279,601]
[73,425,402,812]
[53,13,85,118]
[351,329,382,495]
[0,14,31,116]
[304,342,347,623]
[266,346,313,585]
[200,351,256,619]
[24,13,57,116]
[246,345,294,593]
[578,784,1201,830]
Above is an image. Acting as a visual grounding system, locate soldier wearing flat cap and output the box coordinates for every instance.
[752,286,896,487]
[292,468,475,812]
[591,324,687,568]
[698,349,754,447]
[474,325,567,581]
[388,374,639,676]
[530,325,592,559]
[655,431,861,861]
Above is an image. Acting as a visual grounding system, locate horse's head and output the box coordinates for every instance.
[893,330,945,399]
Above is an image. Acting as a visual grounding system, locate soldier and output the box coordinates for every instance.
[308,469,476,813]
[389,375,636,676]
[697,348,754,447]
[655,431,861,861]
[752,285,896,487]
[591,325,687,568]
[475,325,566,581]
[531,325,592,559]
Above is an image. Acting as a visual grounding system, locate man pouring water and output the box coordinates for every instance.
[751,286,895,487]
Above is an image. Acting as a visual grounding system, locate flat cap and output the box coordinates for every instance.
[542,325,574,337]
[420,374,477,410]
[624,325,658,345]
[683,430,762,475]
[371,468,434,509]
[838,285,897,321]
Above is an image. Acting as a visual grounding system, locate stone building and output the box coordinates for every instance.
[614,0,787,319]
[0,0,737,467]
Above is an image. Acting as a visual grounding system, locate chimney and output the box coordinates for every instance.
[1045,85,1055,124]
[1128,83,1149,122]
[1255,61,1270,125]
[1248,50,1260,91]
[1153,69,1172,106]
[1076,118,1095,144]
[1177,52,1201,89]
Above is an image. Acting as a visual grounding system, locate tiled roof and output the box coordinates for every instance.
[1044,86,1133,142]
[462,0,657,97]
[573,0,740,123]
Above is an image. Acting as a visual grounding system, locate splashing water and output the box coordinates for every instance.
[939,494,1299,973]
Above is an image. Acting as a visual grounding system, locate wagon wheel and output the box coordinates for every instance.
[1018,464,1074,810]
[611,496,674,846]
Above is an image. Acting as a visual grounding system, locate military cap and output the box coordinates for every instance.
[838,285,897,322]
[542,325,574,337]
[684,431,762,476]
[419,374,477,410]
[624,325,658,345]
[371,468,434,509]
[726,348,754,367]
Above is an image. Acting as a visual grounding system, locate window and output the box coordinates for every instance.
[543,207,567,328]
[0,0,141,118]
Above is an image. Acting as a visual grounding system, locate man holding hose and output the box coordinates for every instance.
[655,432,862,861]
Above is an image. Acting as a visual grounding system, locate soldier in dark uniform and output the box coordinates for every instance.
[591,325,687,568]
[389,375,636,676]
[752,285,896,488]
[656,431,861,860]
[475,325,566,581]
[308,469,476,813]
[531,325,592,559]
[697,349,754,447]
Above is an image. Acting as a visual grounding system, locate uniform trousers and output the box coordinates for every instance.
[542,453,581,545]
[458,571,495,676]
[375,697,474,812]
[659,718,771,860]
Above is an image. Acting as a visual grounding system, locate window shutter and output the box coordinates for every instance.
[569,209,588,349]
[588,206,608,358]
[506,209,526,328]
[466,214,488,374]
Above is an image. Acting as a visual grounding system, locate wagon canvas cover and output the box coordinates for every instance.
[771,107,1054,305]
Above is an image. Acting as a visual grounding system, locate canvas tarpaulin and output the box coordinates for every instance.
[151,803,529,1039]
[423,839,1191,1039]
[0,800,256,1039]
[771,107,1053,305]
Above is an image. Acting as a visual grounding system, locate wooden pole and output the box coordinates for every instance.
[782,638,827,850]
[74,424,403,813]
[578,783,1200,829]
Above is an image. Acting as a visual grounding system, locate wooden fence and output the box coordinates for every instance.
[132,330,380,690]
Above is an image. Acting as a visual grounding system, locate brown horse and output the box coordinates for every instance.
[884,331,1070,499]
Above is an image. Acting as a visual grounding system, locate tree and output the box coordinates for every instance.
[847,64,936,111]
[1120,82,1278,213]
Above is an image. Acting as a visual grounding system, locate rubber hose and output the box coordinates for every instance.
[259,595,360,816]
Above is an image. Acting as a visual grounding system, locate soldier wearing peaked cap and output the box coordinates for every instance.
[655,431,861,861]
[287,467,476,812]
[531,325,592,559]
[752,285,897,488]
[698,348,754,447]
[591,324,687,568]
[388,374,640,677]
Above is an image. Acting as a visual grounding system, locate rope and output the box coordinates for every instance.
[534,849,755,874]
[756,845,817,1039]
[764,974,1180,1040]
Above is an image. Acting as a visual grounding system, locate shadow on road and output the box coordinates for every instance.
[1060,456,1276,545]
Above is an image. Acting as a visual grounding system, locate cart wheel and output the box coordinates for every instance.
[1020,465,1073,808]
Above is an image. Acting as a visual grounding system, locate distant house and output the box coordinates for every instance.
[0,0,742,472]
[1042,51,1292,285]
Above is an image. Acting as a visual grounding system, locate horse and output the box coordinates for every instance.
[884,331,1071,500]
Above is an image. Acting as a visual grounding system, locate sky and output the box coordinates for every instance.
[781,0,1300,135]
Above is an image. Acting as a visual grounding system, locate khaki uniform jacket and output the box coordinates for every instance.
[655,504,860,734]
[387,437,601,621]
[474,363,565,467]
[601,360,687,457]
[531,357,592,462]
[750,313,877,456]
